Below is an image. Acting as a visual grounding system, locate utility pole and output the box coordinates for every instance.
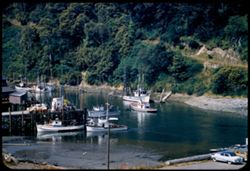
[106,96,110,170]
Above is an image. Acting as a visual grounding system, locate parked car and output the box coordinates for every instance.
[211,151,244,164]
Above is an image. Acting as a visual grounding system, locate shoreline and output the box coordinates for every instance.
[63,84,248,116]
[168,93,248,116]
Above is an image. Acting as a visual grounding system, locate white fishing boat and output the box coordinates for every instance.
[123,87,150,103]
[86,103,128,132]
[86,120,128,132]
[130,101,157,113]
[36,118,84,133]
[15,82,32,92]
[87,105,120,117]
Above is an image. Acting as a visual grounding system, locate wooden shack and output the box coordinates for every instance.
[2,77,15,111]
[9,91,27,104]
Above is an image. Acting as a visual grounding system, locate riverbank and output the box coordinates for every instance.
[63,84,248,116]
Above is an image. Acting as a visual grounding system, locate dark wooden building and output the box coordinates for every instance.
[2,77,15,111]
[9,91,28,104]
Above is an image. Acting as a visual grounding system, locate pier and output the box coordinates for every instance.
[1,108,87,136]
[2,110,30,116]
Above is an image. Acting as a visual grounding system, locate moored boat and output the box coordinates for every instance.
[86,123,128,132]
[87,105,120,117]
[122,87,150,103]
[15,82,32,92]
[86,103,128,132]
[36,118,84,133]
[130,102,157,113]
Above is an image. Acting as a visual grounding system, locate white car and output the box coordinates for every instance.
[211,151,244,164]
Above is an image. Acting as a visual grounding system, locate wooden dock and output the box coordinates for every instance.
[2,110,30,116]
[1,108,87,136]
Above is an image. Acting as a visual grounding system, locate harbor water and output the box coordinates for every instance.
[2,90,248,169]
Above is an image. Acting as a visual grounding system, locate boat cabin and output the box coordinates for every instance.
[51,118,62,127]
[51,97,64,112]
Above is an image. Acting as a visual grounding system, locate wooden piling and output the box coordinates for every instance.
[8,107,11,135]
[22,110,24,133]
[83,108,87,131]
[33,111,37,134]
[31,111,34,134]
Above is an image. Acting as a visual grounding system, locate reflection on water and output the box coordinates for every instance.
[86,132,119,145]
[36,131,83,142]
[36,130,119,146]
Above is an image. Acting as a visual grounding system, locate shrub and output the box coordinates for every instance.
[211,66,248,96]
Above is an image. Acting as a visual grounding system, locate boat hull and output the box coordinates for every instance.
[87,110,120,117]
[36,124,85,133]
[130,104,157,113]
[123,95,150,103]
[86,125,128,132]
[15,85,31,92]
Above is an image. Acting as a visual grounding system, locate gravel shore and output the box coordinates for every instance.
[168,93,248,116]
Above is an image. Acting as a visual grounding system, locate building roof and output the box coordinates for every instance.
[2,86,15,93]
[10,91,27,97]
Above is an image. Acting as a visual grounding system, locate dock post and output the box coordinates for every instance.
[8,107,11,135]
[33,111,37,135]
[83,108,87,131]
[22,109,24,134]
[31,111,34,134]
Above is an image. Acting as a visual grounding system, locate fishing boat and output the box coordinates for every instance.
[36,95,84,133]
[86,103,128,132]
[87,105,120,117]
[36,118,85,133]
[123,73,151,103]
[15,81,32,92]
[130,101,157,113]
[122,87,150,103]
[86,117,128,132]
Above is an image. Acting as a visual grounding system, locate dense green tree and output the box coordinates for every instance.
[2,3,247,97]
[224,15,248,61]
[211,67,248,96]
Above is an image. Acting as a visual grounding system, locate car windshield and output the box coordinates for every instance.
[226,152,236,156]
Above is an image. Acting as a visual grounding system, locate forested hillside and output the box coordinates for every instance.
[2,3,248,97]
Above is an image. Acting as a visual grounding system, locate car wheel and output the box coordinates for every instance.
[212,158,216,162]
[228,161,232,165]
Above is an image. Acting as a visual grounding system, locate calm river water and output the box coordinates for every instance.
[2,89,248,169]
